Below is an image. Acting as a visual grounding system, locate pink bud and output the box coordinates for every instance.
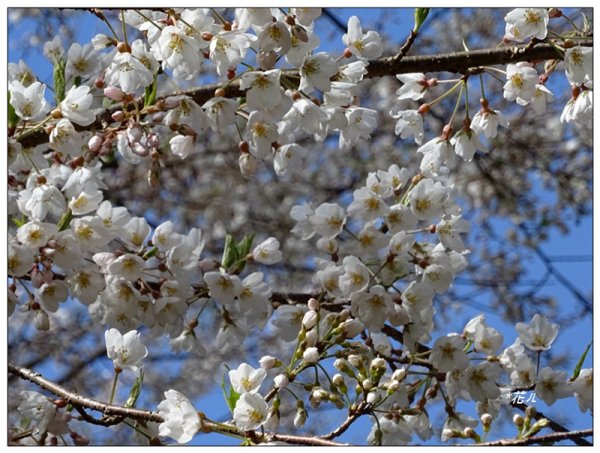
[111,111,125,122]
[88,135,103,152]
[104,86,125,101]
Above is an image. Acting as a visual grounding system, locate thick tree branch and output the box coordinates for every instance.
[476,428,593,446]
[15,41,584,150]
[8,361,164,423]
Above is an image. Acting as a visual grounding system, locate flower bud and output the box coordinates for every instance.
[481,413,493,427]
[259,355,277,369]
[104,86,125,101]
[513,414,524,427]
[88,135,103,153]
[239,152,257,177]
[273,373,289,389]
[33,309,50,331]
[307,297,320,311]
[392,367,407,382]
[302,347,319,364]
[302,310,318,330]
[342,318,364,338]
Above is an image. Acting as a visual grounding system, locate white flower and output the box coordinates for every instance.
[105,49,154,93]
[299,52,337,93]
[240,69,282,110]
[273,144,306,176]
[417,136,454,178]
[246,111,278,159]
[342,16,383,60]
[229,363,267,394]
[436,215,471,252]
[252,237,283,264]
[18,391,68,436]
[430,334,469,373]
[560,89,592,127]
[69,188,104,215]
[571,368,593,412]
[471,107,509,139]
[157,389,201,444]
[8,81,50,121]
[390,108,424,145]
[464,362,502,401]
[61,85,96,126]
[257,21,291,54]
[38,281,69,313]
[531,84,554,114]
[104,328,148,371]
[289,8,319,26]
[348,186,388,222]
[204,271,243,304]
[396,73,428,100]
[169,134,198,160]
[367,415,413,446]
[157,26,202,79]
[450,127,488,161]
[503,63,538,104]
[43,35,64,62]
[534,367,572,406]
[310,202,346,239]
[17,219,57,250]
[408,178,447,220]
[339,107,377,150]
[515,313,559,351]
[339,255,370,296]
[350,285,393,333]
[290,202,315,240]
[564,46,593,85]
[233,393,268,430]
[504,8,549,41]
[208,31,255,77]
[66,42,99,79]
[271,304,308,341]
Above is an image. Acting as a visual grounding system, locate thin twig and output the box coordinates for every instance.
[476,428,593,446]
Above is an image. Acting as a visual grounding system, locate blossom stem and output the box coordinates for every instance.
[448,81,465,126]
[122,419,152,439]
[427,80,462,107]
[108,371,119,405]
[98,12,120,41]
[561,14,581,31]
[209,8,227,26]
[478,73,486,100]
[120,10,129,45]
[134,10,163,31]
[535,350,541,380]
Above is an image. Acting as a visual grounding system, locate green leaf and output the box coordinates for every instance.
[53,58,66,104]
[124,371,144,408]
[57,209,73,232]
[231,233,255,273]
[570,341,592,381]
[8,92,20,129]
[221,370,240,414]
[12,215,27,228]
[144,74,158,108]
[413,8,430,33]
[221,234,237,269]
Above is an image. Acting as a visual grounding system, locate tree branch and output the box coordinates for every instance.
[476,428,593,446]
[15,41,584,150]
[8,361,164,424]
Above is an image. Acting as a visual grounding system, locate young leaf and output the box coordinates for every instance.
[124,371,144,408]
[144,73,158,108]
[570,341,592,381]
[221,234,237,269]
[53,58,66,104]
[221,371,240,414]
